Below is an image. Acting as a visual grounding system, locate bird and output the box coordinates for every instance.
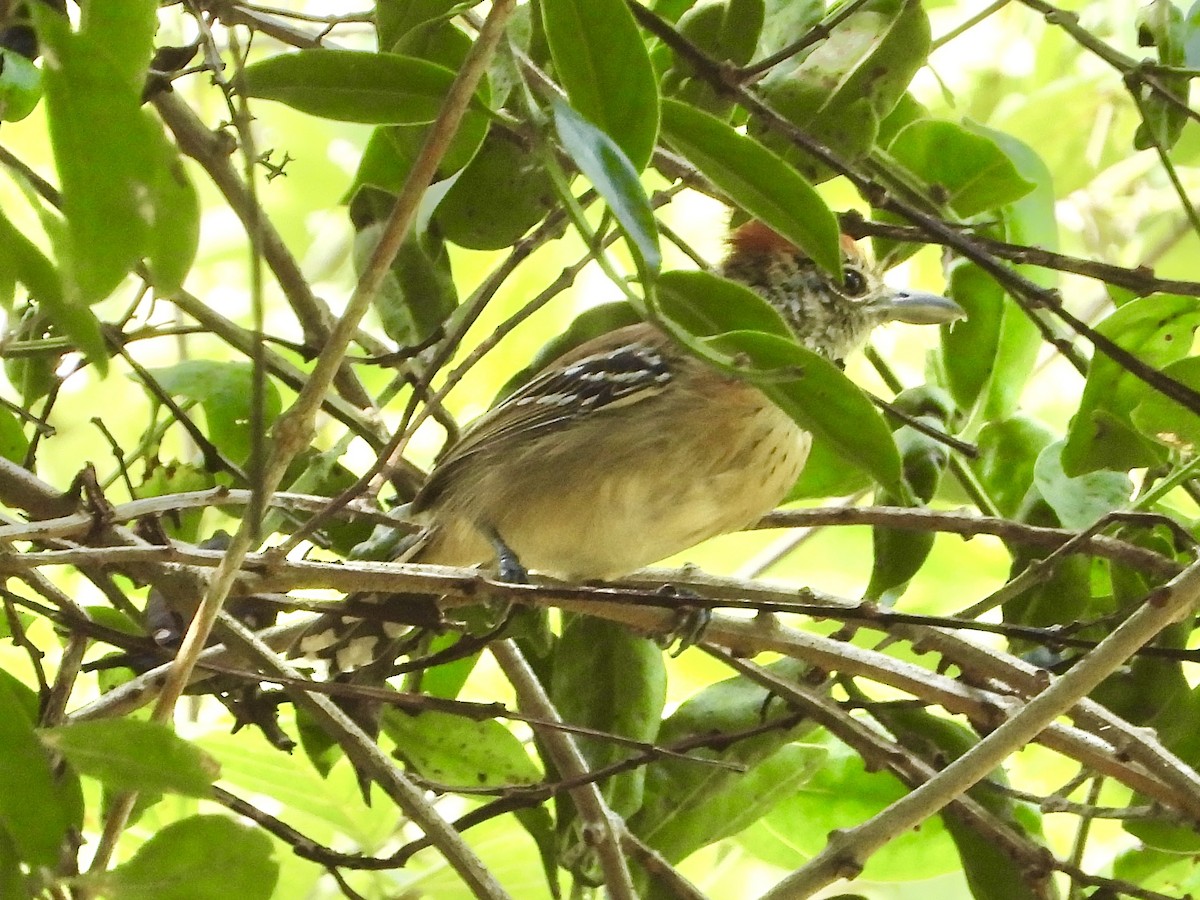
[299,221,963,671]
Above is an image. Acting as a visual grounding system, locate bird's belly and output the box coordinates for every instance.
[488,402,811,579]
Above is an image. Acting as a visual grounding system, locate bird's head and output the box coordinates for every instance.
[720,221,965,360]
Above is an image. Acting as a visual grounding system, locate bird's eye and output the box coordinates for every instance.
[842,268,868,297]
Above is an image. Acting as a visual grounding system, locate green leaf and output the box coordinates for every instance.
[143,361,283,466]
[701,330,906,497]
[542,0,660,171]
[744,739,958,880]
[0,829,23,899]
[90,815,278,900]
[551,616,667,818]
[40,719,220,798]
[970,123,1057,421]
[436,131,556,250]
[656,269,791,338]
[645,744,824,867]
[375,0,469,49]
[0,48,42,122]
[941,258,1006,411]
[866,419,949,603]
[553,99,662,274]
[384,20,493,178]
[1132,356,1200,452]
[632,659,821,863]
[1034,441,1133,530]
[663,0,766,115]
[786,437,873,499]
[354,220,458,345]
[754,0,930,181]
[144,137,201,296]
[660,101,842,277]
[137,462,217,543]
[888,119,1036,217]
[0,405,30,464]
[242,49,468,124]
[382,710,542,788]
[0,209,106,364]
[1062,294,1200,475]
[1134,0,1190,151]
[32,2,161,307]
[878,707,1050,900]
[973,416,1056,519]
[0,670,82,868]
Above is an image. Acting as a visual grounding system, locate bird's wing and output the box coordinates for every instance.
[413,324,677,512]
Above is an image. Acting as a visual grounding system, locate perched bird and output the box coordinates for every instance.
[404,222,962,579]
[300,221,963,670]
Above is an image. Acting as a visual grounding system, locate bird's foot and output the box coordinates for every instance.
[654,585,712,655]
[485,526,528,583]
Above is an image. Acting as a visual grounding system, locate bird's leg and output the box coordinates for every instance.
[483,525,528,583]
[654,584,712,655]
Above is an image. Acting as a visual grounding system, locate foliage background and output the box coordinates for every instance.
[1,0,1200,898]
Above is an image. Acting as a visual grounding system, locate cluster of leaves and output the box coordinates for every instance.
[1,0,1200,898]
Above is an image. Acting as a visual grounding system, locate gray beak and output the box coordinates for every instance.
[873,289,966,325]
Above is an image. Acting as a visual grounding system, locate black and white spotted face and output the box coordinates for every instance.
[720,235,963,360]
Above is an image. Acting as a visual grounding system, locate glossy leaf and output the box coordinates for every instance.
[656,268,791,338]
[742,739,958,880]
[355,220,457,345]
[682,0,764,66]
[32,2,160,310]
[542,0,660,171]
[645,744,824,866]
[887,119,1036,217]
[786,437,872,499]
[632,659,821,861]
[973,416,1056,519]
[144,361,283,466]
[1134,1,1190,150]
[0,670,82,868]
[700,330,906,497]
[662,0,766,115]
[1062,294,1200,475]
[41,719,219,798]
[375,0,469,48]
[754,0,930,181]
[242,49,466,124]
[382,710,542,788]
[144,135,201,296]
[90,815,278,900]
[0,405,29,464]
[866,417,950,604]
[941,258,1007,412]
[0,48,42,122]
[1034,441,1132,530]
[436,131,556,249]
[386,20,493,178]
[971,123,1057,421]
[660,100,842,277]
[553,99,662,274]
[551,616,666,818]
[1132,356,1200,451]
[881,707,1051,900]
